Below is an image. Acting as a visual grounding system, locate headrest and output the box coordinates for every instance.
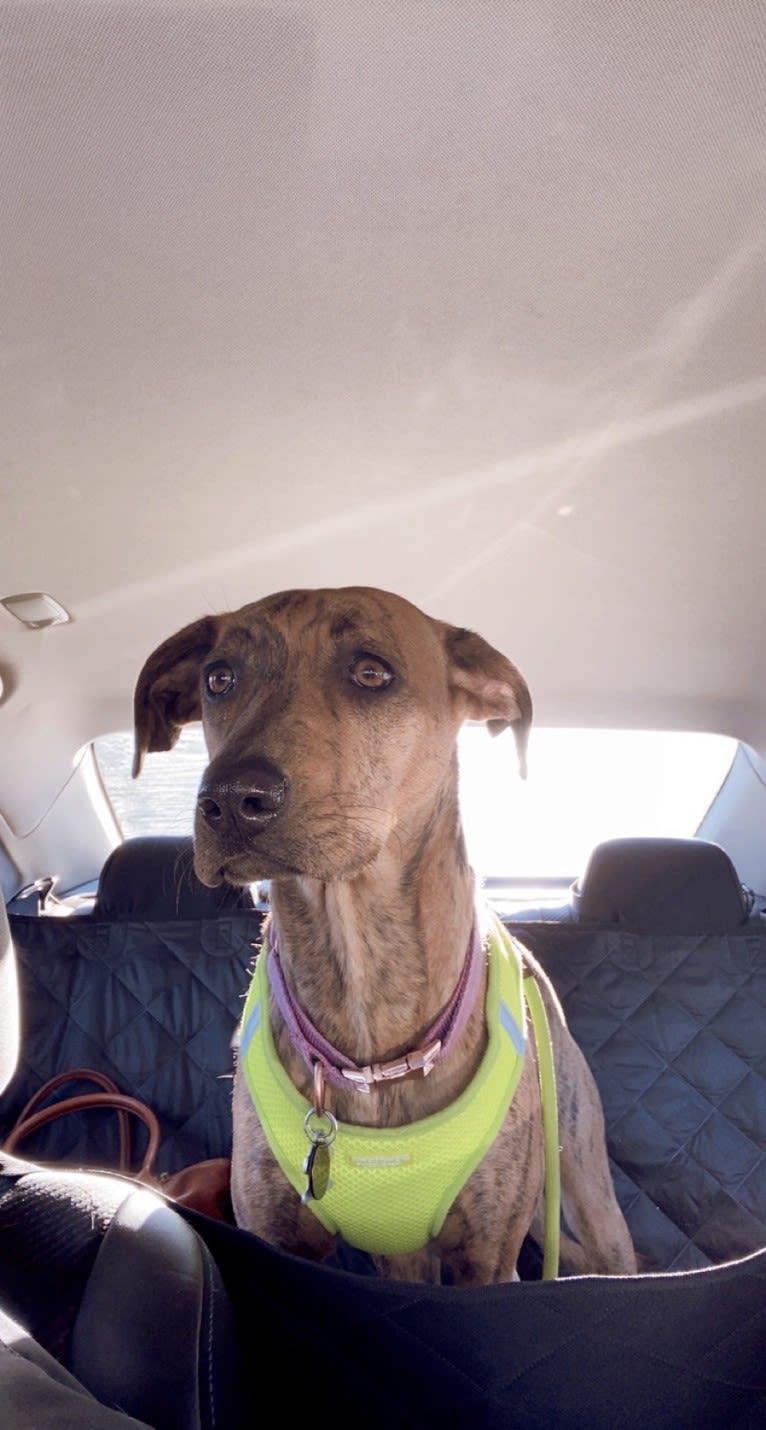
[93,836,255,920]
[571,837,753,933]
[0,897,19,1095]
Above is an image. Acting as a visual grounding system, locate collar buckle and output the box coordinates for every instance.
[341,1038,442,1091]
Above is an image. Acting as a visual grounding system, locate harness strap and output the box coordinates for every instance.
[524,974,561,1280]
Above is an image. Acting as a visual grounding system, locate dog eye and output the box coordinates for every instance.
[349,655,394,690]
[205,662,236,697]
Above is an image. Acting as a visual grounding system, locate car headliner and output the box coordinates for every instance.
[1,3,766,866]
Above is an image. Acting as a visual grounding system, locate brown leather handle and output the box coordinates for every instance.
[2,1069,234,1220]
[9,1068,133,1168]
[4,1074,161,1180]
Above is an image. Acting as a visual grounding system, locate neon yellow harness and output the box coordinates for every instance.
[239,918,558,1263]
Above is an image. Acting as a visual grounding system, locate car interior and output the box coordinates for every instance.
[2,2,766,1426]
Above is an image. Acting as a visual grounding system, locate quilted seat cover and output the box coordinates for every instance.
[0,911,263,1174]
[2,906,765,1273]
[508,921,766,1270]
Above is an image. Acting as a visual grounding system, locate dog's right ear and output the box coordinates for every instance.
[132,616,219,777]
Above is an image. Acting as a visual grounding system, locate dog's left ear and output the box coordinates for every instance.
[443,625,533,779]
[132,616,219,778]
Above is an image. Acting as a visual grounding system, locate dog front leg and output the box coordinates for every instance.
[230,1069,337,1262]
[551,1035,637,1276]
[436,1103,544,1286]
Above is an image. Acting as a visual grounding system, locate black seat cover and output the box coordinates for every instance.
[0,896,240,1429]
[2,835,264,1173]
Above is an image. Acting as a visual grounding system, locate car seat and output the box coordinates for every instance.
[570,835,754,931]
[92,834,257,919]
[507,836,766,1271]
[2,838,264,1174]
[0,894,241,1430]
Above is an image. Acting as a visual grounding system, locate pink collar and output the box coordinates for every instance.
[266,918,486,1094]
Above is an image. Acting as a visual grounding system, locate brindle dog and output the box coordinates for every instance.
[133,586,636,1284]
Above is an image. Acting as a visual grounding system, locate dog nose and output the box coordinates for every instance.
[197,756,289,831]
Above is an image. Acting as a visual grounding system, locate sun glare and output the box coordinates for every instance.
[458,726,736,881]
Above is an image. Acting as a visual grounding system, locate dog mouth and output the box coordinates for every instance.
[193,793,396,886]
[194,841,301,887]
[193,823,385,887]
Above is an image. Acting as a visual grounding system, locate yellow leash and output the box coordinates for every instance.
[523,975,561,1280]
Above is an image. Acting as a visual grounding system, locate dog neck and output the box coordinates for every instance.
[265,802,486,1117]
[267,913,484,1092]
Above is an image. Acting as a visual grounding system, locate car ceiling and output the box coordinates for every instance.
[2,1,766,831]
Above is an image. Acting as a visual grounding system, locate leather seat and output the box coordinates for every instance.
[0,895,241,1429]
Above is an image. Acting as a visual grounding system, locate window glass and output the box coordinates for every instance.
[458,726,736,880]
[95,726,736,879]
[95,728,208,838]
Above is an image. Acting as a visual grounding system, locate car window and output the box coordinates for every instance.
[458,725,736,881]
[95,726,736,882]
[95,729,208,840]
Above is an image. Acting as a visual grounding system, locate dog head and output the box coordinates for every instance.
[133,587,532,886]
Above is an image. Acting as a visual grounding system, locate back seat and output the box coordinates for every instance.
[0,837,264,1174]
[507,836,766,1271]
[2,833,764,1274]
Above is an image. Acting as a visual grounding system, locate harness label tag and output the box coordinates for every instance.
[348,1154,412,1169]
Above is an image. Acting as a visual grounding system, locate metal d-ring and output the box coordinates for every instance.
[303,1106,337,1146]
